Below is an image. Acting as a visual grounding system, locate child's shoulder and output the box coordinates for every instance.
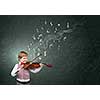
[15,63,19,65]
[14,63,19,67]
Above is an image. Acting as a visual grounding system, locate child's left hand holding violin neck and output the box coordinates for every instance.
[40,63,44,67]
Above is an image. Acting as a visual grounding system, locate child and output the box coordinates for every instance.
[11,51,43,85]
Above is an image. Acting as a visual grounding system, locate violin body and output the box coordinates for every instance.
[23,62,53,69]
[23,62,41,69]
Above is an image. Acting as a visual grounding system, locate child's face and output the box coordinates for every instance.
[20,56,28,63]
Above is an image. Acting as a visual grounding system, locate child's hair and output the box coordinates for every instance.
[18,51,28,61]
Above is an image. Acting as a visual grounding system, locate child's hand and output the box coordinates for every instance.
[40,63,44,67]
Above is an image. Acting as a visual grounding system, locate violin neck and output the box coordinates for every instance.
[42,63,52,68]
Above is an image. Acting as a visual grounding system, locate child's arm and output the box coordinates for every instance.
[11,64,21,77]
[30,63,44,73]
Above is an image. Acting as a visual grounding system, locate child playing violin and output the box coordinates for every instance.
[11,51,44,85]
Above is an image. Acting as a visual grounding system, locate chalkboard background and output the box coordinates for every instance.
[0,15,100,85]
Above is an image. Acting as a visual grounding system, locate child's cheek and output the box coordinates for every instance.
[20,59,24,63]
[23,59,27,63]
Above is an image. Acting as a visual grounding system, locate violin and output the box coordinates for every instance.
[22,53,53,69]
[23,61,53,69]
